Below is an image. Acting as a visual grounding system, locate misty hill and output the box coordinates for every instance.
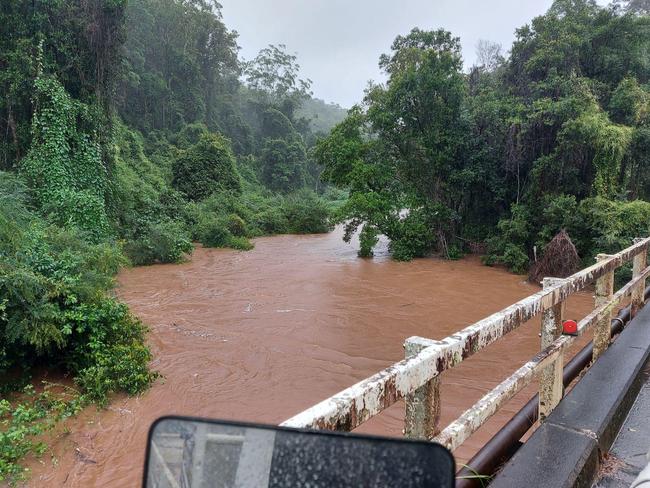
[298,98,348,134]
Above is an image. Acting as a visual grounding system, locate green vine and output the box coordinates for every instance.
[20,77,110,240]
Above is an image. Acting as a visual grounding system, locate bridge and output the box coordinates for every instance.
[281,237,650,487]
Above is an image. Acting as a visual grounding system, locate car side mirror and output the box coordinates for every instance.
[144,416,455,487]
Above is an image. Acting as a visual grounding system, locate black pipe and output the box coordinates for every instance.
[456,286,650,488]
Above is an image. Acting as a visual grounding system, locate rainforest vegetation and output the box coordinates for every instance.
[0,0,649,482]
[0,0,344,481]
[317,0,650,266]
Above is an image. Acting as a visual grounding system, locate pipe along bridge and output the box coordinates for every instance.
[281,237,650,487]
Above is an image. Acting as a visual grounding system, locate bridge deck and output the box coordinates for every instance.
[593,364,650,487]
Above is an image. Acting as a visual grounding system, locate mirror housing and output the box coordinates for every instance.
[144,416,455,487]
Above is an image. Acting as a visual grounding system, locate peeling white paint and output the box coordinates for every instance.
[281,239,650,446]
[435,344,561,451]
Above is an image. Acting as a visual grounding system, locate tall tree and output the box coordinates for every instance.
[118,0,240,133]
[317,28,467,259]
[0,0,127,170]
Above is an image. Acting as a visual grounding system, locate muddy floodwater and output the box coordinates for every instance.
[26,229,594,487]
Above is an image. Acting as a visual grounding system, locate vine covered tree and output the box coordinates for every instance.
[172,133,242,201]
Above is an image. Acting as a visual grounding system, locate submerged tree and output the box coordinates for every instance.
[317,28,467,259]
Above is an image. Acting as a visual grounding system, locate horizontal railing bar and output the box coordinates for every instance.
[281,338,456,430]
[555,237,649,294]
[575,264,650,337]
[456,287,650,488]
[434,264,650,450]
[281,238,650,431]
[435,343,563,451]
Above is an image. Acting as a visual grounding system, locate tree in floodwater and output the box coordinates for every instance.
[316,29,467,259]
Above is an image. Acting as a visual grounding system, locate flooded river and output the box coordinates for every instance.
[26,229,593,487]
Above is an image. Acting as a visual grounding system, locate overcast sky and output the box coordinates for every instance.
[219,0,610,108]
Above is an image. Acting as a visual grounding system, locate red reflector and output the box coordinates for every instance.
[563,320,578,336]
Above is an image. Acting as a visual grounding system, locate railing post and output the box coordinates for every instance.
[593,254,615,361]
[632,239,648,318]
[539,277,566,422]
[404,337,440,440]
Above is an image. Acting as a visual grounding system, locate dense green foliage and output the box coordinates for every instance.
[0,0,342,481]
[479,0,650,271]
[21,76,111,241]
[190,189,336,250]
[0,0,125,170]
[318,0,650,265]
[0,173,156,481]
[0,173,156,400]
[110,121,194,265]
[173,133,242,200]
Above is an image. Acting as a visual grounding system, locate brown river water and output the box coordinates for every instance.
[24,228,593,487]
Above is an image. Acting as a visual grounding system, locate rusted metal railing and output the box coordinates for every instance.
[456,285,650,488]
[281,237,650,455]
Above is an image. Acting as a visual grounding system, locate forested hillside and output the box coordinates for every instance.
[318,0,650,269]
[298,98,348,135]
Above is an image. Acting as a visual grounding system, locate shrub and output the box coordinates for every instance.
[0,183,156,406]
[358,225,379,258]
[485,204,531,272]
[227,236,254,251]
[447,244,463,260]
[198,219,232,248]
[188,189,334,251]
[282,190,332,234]
[501,244,530,274]
[576,197,650,257]
[251,206,289,235]
[227,214,247,237]
[112,122,194,265]
[43,188,111,242]
[69,300,158,405]
[123,220,193,265]
[195,216,254,250]
[388,209,437,261]
[0,385,83,483]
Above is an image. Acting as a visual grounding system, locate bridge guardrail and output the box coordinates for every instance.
[281,237,649,454]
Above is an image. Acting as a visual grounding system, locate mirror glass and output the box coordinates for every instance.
[145,416,455,488]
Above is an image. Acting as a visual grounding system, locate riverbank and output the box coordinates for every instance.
[23,229,593,487]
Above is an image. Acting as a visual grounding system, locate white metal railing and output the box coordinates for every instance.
[281,237,650,453]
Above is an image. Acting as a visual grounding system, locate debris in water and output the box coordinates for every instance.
[167,323,227,341]
[529,230,581,284]
[275,308,316,313]
[74,448,97,465]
